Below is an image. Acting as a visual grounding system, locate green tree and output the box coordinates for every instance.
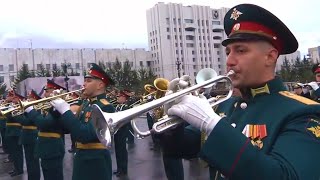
[13,64,34,88]
[0,83,7,97]
[36,63,50,77]
[52,65,62,77]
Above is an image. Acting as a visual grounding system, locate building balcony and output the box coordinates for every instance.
[185,31,195,36]
[212,24,224,31]
[184,23,197,29]
[212,32,222,38]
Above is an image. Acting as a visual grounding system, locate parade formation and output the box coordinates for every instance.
[0,3,320,180]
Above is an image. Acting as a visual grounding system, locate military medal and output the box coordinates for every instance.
[243,124,267,149]
[85,111,91,122]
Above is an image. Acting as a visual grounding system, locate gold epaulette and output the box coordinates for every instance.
[100,99,109,105]
[279,91,319,105]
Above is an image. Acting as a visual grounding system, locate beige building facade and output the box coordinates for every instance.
[0,48,152,87]
[147,2,229,82]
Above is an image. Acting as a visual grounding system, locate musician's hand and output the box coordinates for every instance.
[167,95,221,134]
[308,82,319,91]
[50,98,70,115]
[25,106,34,113]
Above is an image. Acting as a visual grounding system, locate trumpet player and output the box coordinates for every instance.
[160,4,320,180]
[20,89,41,180]
[4,92,25,177]
[293,83,311,99]
[50,63,116,180]
[24,79,67,180]
[113,90,131,177]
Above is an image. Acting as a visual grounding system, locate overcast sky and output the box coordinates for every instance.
[0,0,318,55]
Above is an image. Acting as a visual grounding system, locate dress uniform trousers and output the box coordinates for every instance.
[0,117,7,153]
[20,126,40,180]
[114,124,129,173]
[5,122,23,173]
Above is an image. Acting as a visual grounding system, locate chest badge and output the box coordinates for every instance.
[242,124,267,149]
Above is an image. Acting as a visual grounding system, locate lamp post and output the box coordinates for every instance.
[62,61,71,92]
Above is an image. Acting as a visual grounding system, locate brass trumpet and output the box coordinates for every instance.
[19,88,84,111]
[90,70,234,148]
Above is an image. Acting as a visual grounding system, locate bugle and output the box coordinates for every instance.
[90,70,234,148]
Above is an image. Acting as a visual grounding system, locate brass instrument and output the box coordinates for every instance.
[129,78,169,108]
[19,88,84,111]
[0,106,20,116]
[90,70,234,148]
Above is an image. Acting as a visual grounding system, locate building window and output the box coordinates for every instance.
[37,64,41,70]
[193,58,195,62]
[218,58,220,62]
[210,64,212,68]
[214,44,220,48]
[212,21,220,25]
[178,18,181,24]
[166,18,170,25]
[9,64,14,71]
[53,64,57,69]
[87,63,91,68]
[176,50,179,54]
[46,64,50,69]
[217,51,220,55]
[179,28,181,32]
[0,65,3,71]
[180,43,182,47]
[167,27,170,32]
[193,65,196,69]
[9,75,14,82]
[192,51,195,55]
[130,62,133,67]
[0,76,4,83]
[186,43,194,47]
[175,43,178,47]
[173,18,176,24]
[218,65,221,68]
[184,19,194,23]
[194,72,197,76]
[167,35,171,39]
[186,35,194,40]
[181,50,183,54]
[139,61,143,67]
[174,28,176,32]
[76,63,80,69]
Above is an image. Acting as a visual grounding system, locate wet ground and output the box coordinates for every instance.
[0,117,209,180]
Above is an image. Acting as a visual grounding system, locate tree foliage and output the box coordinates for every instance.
[277,55,314,83]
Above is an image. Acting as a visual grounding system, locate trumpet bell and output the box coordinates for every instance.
[91,105,113,148]
[154,78,169,99]
[196,68,218,88]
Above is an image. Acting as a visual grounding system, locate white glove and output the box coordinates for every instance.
[25,106,34,113]
[167,95,222,134]
[302,87,309,94]
[308,82,319,91]
[50,98,70,114]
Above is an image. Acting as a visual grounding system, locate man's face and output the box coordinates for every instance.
[44,89,54,98]
[294,87,302,95]
[315,73,320,82]
[226,41,272,88]
[117,95,126,103]
[83,78,103,98]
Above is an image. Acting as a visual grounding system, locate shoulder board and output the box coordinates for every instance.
[279,91,319,105]
[100,99,110,105]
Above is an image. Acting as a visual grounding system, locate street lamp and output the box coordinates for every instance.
[62,61,71,92]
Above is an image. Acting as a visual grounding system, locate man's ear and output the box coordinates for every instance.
[265,48,279,67]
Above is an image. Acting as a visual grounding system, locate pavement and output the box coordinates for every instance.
[0,117,209,180]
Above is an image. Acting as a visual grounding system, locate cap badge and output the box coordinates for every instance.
[233,23,241,31]
[230,8,243,20]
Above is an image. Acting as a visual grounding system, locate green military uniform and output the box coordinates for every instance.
[114,103,129,176]
[162,4,320,180]
[0,115,8,153]
[59,93,115,180]
[26,108,65,180]
[162,78,320,180]
[20,112,40,180]
[5,114,24,175]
